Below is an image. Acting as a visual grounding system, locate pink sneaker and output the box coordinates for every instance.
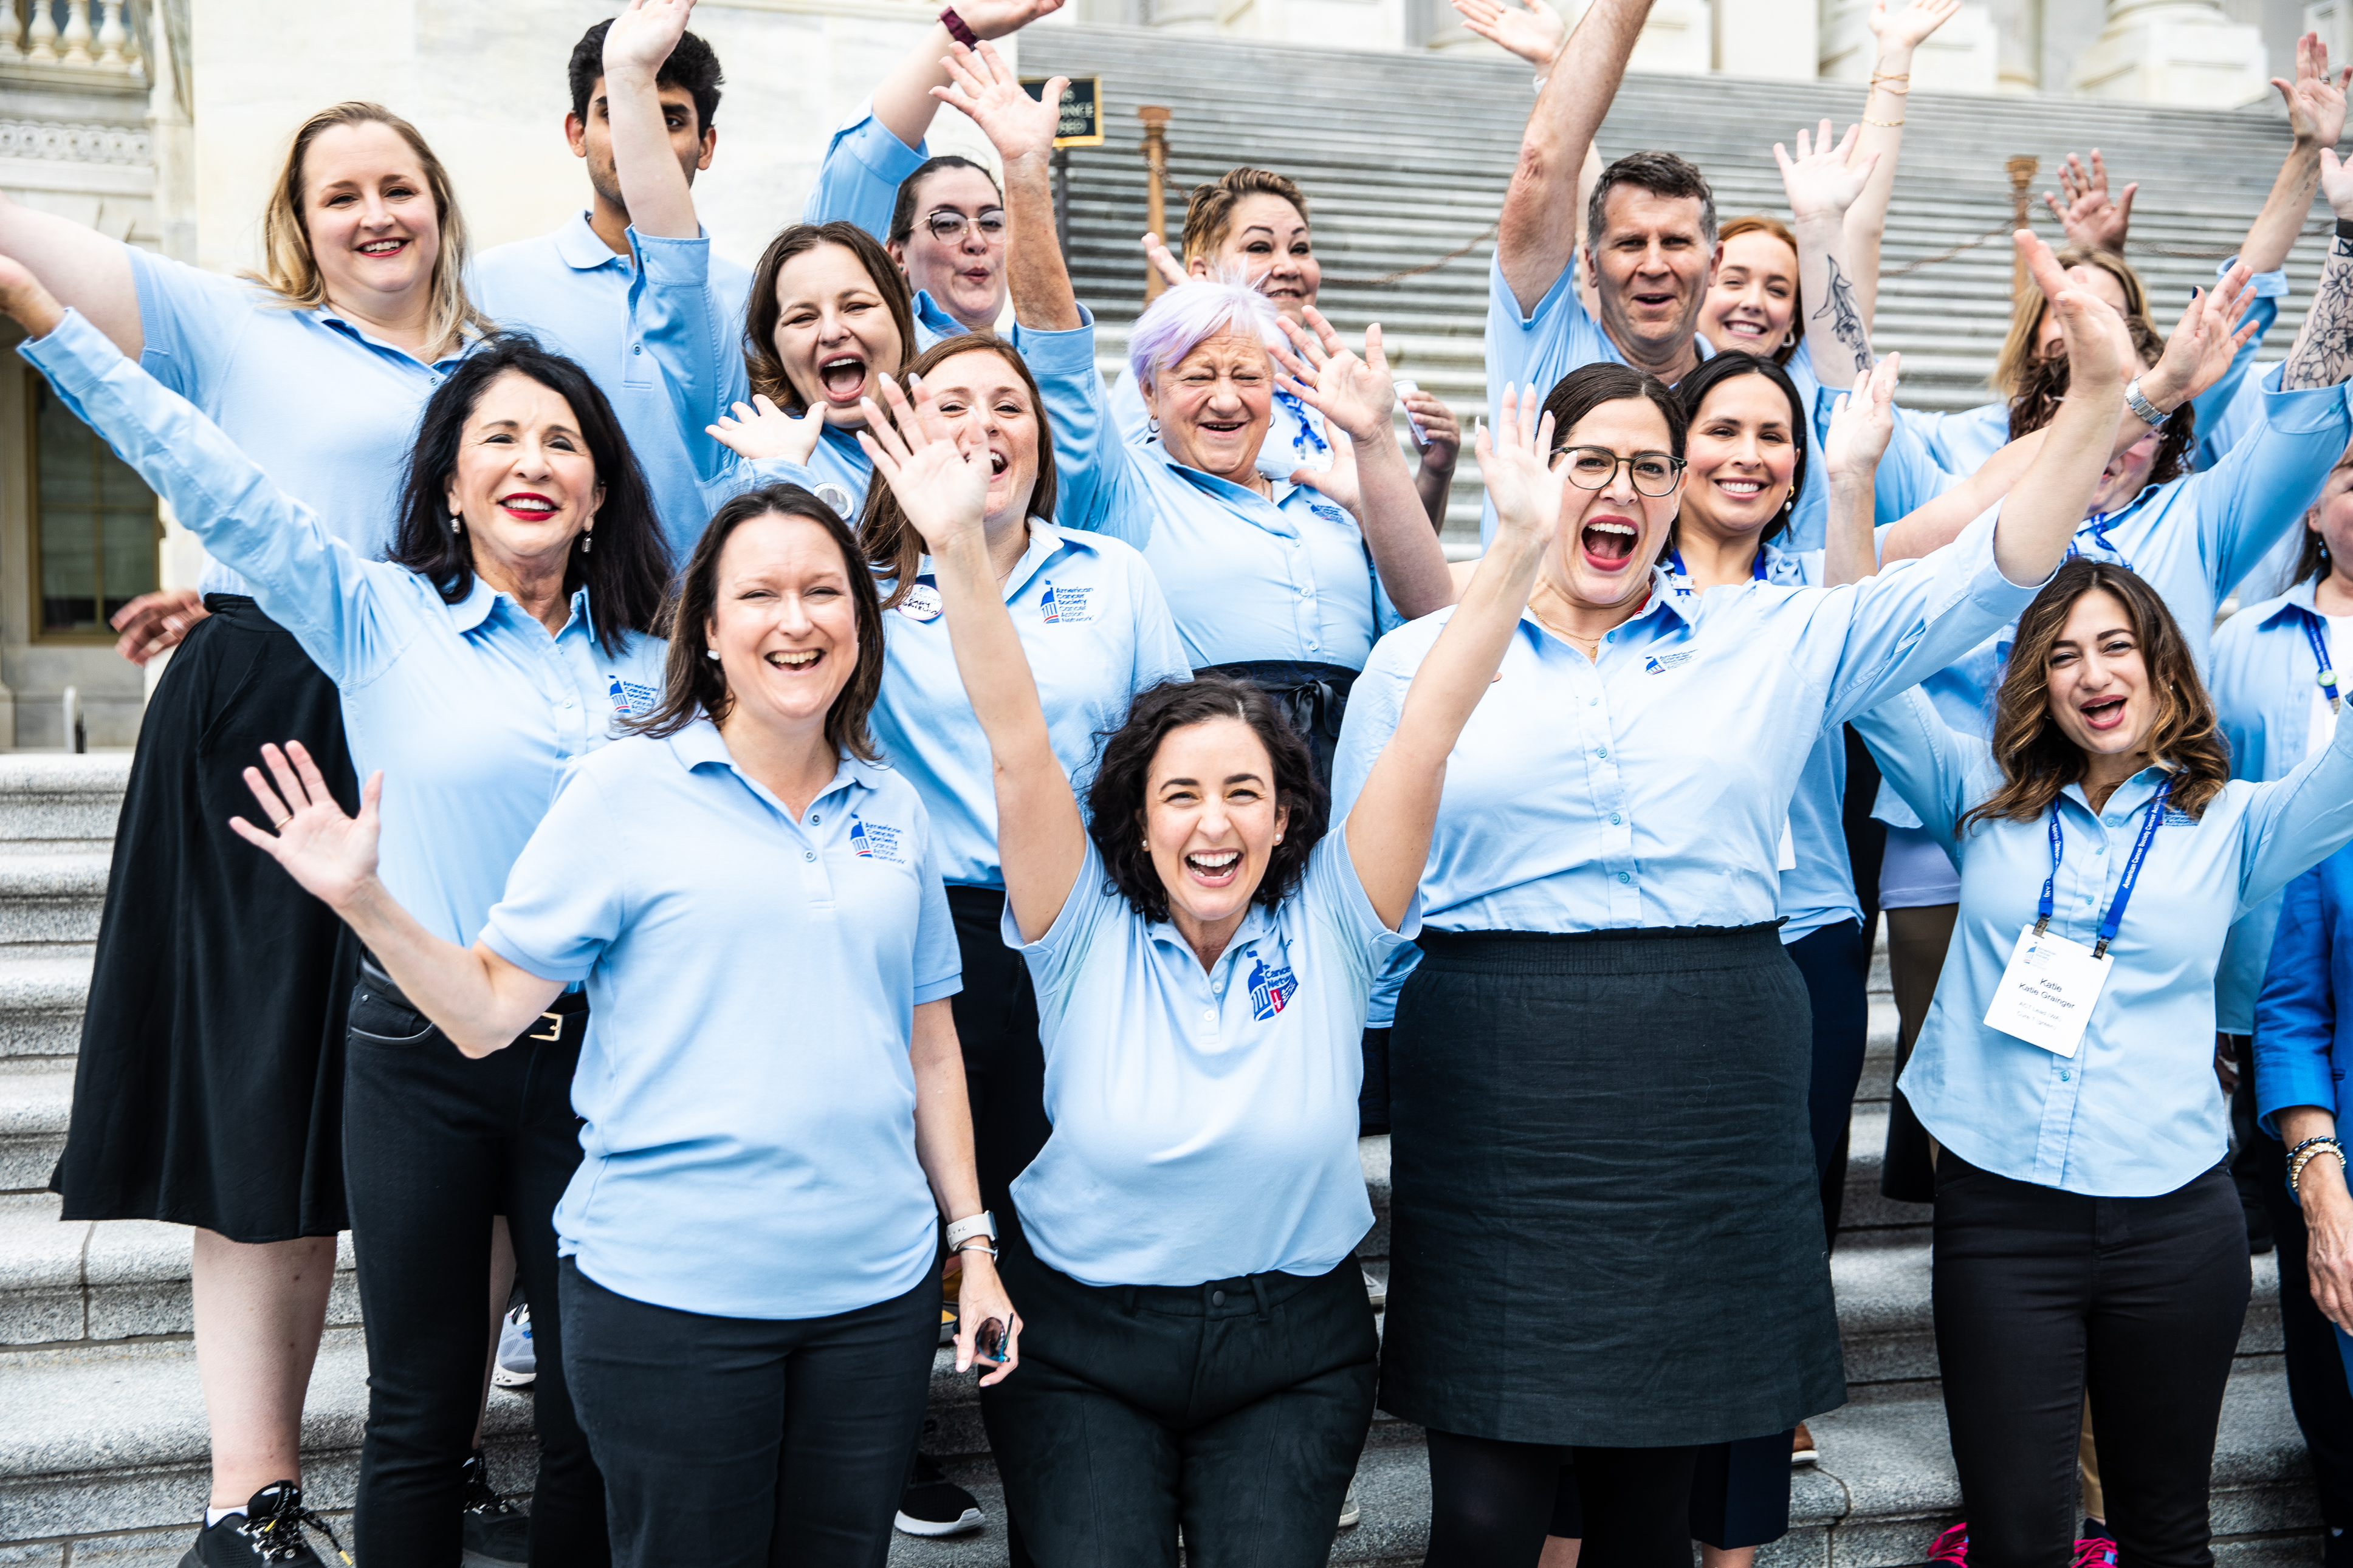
[1925,1522,1970,1567]
[2071,1532,2118,1568]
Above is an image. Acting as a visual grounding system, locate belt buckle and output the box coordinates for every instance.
[528,1012,564,1042]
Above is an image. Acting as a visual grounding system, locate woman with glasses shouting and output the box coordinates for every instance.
[1327,236,2133,1567]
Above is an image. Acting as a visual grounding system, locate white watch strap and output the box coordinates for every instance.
[945,1211,996,1250]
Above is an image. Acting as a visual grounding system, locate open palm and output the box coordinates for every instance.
[856,375,990,556]
[935,43,1062,165]
[227,742,380,914]
[1273,309,1396,445]
[1449,0,1564,67]
[1480,383,1564,551]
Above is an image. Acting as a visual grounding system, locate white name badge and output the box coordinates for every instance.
[1983,924,2111,1058]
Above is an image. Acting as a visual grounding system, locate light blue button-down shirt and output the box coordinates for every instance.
[802,99,989,351]
[472,211,752,560]
[876,521,1192,887]
[1008,826,1417,1287]
[481,720,961,1320]
[128,245,472,595]
[1030,317,1401,669]
[1335,512,2036,959]
[22,307,668,948]
[1855,683,2353,1196]
[2211,578,2342,1030]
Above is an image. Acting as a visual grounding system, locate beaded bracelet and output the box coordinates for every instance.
[2290,1135,2346,1197]
[1864,116,1906,128]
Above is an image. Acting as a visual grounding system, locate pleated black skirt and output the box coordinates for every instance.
[50,596,359,1241]
[1379,923,1846,1447]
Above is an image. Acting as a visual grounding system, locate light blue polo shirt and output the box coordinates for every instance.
[473,212,752,560]
[2211,579,2343,1030]
[128,245,470,595]
[1855,682,2353,1196]
[1009,827,1417,1287]
[875,521,1191,886]
[481,721,961,1320]
[22,307,668,949]
[1027,317,1400,669]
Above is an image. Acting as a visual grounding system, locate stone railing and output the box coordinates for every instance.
[0,0,145,77]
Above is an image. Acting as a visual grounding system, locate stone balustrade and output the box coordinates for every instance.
[0,0,145,78]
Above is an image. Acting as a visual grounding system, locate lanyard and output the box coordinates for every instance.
[2036,777,2171,958]
[2065,513,2137,575]
[1274,388,1330,459]
[2304,610,2342,713]
[1667,547,1768,595]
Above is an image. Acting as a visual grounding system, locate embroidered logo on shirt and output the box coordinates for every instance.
[1308,502,1349,526]
[1245,948,1299,1022]
[1038,580,1093,625]
[2161,808,2199,827]
[848,815,907,863]
[606,676,661,716]
[898,576,945,623]
[1643,651,1694,674]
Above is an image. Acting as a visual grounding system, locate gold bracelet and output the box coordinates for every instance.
[1864,115,1905,128]
[1870,69,1911,83]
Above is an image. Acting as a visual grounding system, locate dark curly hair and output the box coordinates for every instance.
[1085,676,1325,922]
[625,484,885,761]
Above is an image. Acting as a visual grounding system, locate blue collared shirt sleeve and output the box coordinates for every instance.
[801,100,930,239]
[1008,836,1124,1004]
[1304,821,1423,967]
[2188,261,2282,470]
[126,244,251,399]
[1016,317,1152,545]
[911,822,963,1005]
[479,765,628,984]
[2253,860,2340,1137]
[2176,363,2353,597]
[2235,685,2353,911]
[630,227,751,485]
[1849,685,1980,852]
[1128,560,1194,687]
[18,308,387,685]
[1810,512,2047,724]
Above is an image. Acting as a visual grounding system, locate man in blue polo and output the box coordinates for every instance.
[473,20,752,560]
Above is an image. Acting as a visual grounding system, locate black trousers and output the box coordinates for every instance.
[980,1209,1379,1567]
[944,885,1052,1218]
[1427,1430,1697,1568]
[1932,1154,2250,1568]
[1788,919,1870,1247]
[2250,1104,2353,1564]
[343,973,606,1567]
[562,1259,941,1568]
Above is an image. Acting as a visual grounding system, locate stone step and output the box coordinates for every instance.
[0,854,109,957]
[0,955,94,1061]
[0,1058,74,1197]
[0,755,129,852]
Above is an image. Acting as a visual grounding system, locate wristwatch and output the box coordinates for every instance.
[2122,375,2166,428]
[945,1211,997,1252]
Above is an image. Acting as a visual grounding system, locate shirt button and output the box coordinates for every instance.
[1595,747,1609,758]
[1588,697,1598,707]
[803,851,816,863]
[1211,1290,1226,1306]
[811,813,821,824]
[1617,872,1631,884]
[1201,1007,1215,1022]
[2060,1069,2072,1082]
[1609,813,1621,825]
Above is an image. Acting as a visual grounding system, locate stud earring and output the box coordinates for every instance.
[449,508,462,536]
[706,648,720,660]
[580,530,593,555]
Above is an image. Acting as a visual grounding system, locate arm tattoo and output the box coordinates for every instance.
[1812,255,1873,375]
[2283,237,2353,390]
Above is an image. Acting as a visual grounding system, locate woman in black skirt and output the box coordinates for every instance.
[0,104,500,1562]
[1327,241,2131,1567]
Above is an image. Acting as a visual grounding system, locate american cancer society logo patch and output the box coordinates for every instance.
[1643,651,1694,674]
[847,815,907,863]
[606,675,661,715]
[1246,947,1298,1022]
[1037,580,1092,624]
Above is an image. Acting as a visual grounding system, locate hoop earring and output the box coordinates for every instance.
[1147,417,1160,436]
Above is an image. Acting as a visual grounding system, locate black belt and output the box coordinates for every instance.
[359,953,587,1044]
[1200,659,1359,742]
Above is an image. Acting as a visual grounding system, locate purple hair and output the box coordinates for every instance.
[1125,277,1284,397]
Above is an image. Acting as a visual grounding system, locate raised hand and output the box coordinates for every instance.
[1293,436,1364,520]
[227,742,382,914]
[950,0,1066,40]
[1402,386,1463,471]
[2275,30,2351,151]
[856,373,990,556]
[2326,145,2353,221]
[0,253,64,338]
[1866,0,1960,53]
[933,41,1061,166]
[1272,308,1398,445]
[1478,383,1564,550]
[1774,120,1878,225]
[1824,352,1900,484]
[110,589,209,666]
[1449,0,1565,68]
[707,394,823,467]
[2145,260,2261,407]
[2042,151,2137,255]
[603,0,695,77]
[1139,232,1190,292]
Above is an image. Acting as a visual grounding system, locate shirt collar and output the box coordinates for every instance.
[667,716,887,798]
[1145,899,1280,970]
[2256,578,2325,629]
[1516,569,1689,647]
[555,210,630,272]
[913,290,978,341]
[310,306,474,373]
[2059,764,2177,818]
[445,575,594,638]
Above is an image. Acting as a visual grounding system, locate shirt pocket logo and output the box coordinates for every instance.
[1038,580,1093,625]
[1643,651,1694,674]
[1245,947,1299,1021]
[848,815,909,864]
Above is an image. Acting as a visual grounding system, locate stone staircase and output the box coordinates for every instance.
[1021,24,2343,550]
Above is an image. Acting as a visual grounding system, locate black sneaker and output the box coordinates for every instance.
[461,1448,532,1567]
[177,1481,346,1566]
[893,1451,983,1537]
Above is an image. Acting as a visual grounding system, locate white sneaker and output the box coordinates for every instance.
[1362,1270,1386,1310]
[1339,1490,1361,1529]
[492,1306,535,1390]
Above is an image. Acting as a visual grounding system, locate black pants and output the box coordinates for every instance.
[944,885,1052,1218]
[1932,1154,2250,1568]
[1426,1430,1697,1568]
[1789,919,1870,1247]
[342,973,606,1566]
[562,1259,941,1568]
[2252,1108,2353,1564]
[2224,1033,2275,1247]
[980,1209,1379,1567]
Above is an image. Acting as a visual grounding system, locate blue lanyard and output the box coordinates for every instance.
[2065,514,2136,575]
[2035,777,2172,959]
[1666,547,1768,595]
[1274,388,1330,459]
[2303,610,2342,713]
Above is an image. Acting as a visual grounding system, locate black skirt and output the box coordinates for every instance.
[1379,924,1846,1446]
[50,596,359,1241]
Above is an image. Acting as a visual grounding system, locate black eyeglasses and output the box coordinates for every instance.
[1550,445,1687,498]
[924,211,1007,243]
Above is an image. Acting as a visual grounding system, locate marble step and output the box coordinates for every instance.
[0,755,129,852]
[0,854,111,957]
[0,956,95,1061]
[0,1058,74,1197]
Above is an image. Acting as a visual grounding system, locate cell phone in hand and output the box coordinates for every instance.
[973,1317,1007,1366]
[1394,379,1430,448]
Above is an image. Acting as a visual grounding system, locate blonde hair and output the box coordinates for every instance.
[1180,167,1309,267]
[1990,244,2148,400]
[245,102,491,354]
